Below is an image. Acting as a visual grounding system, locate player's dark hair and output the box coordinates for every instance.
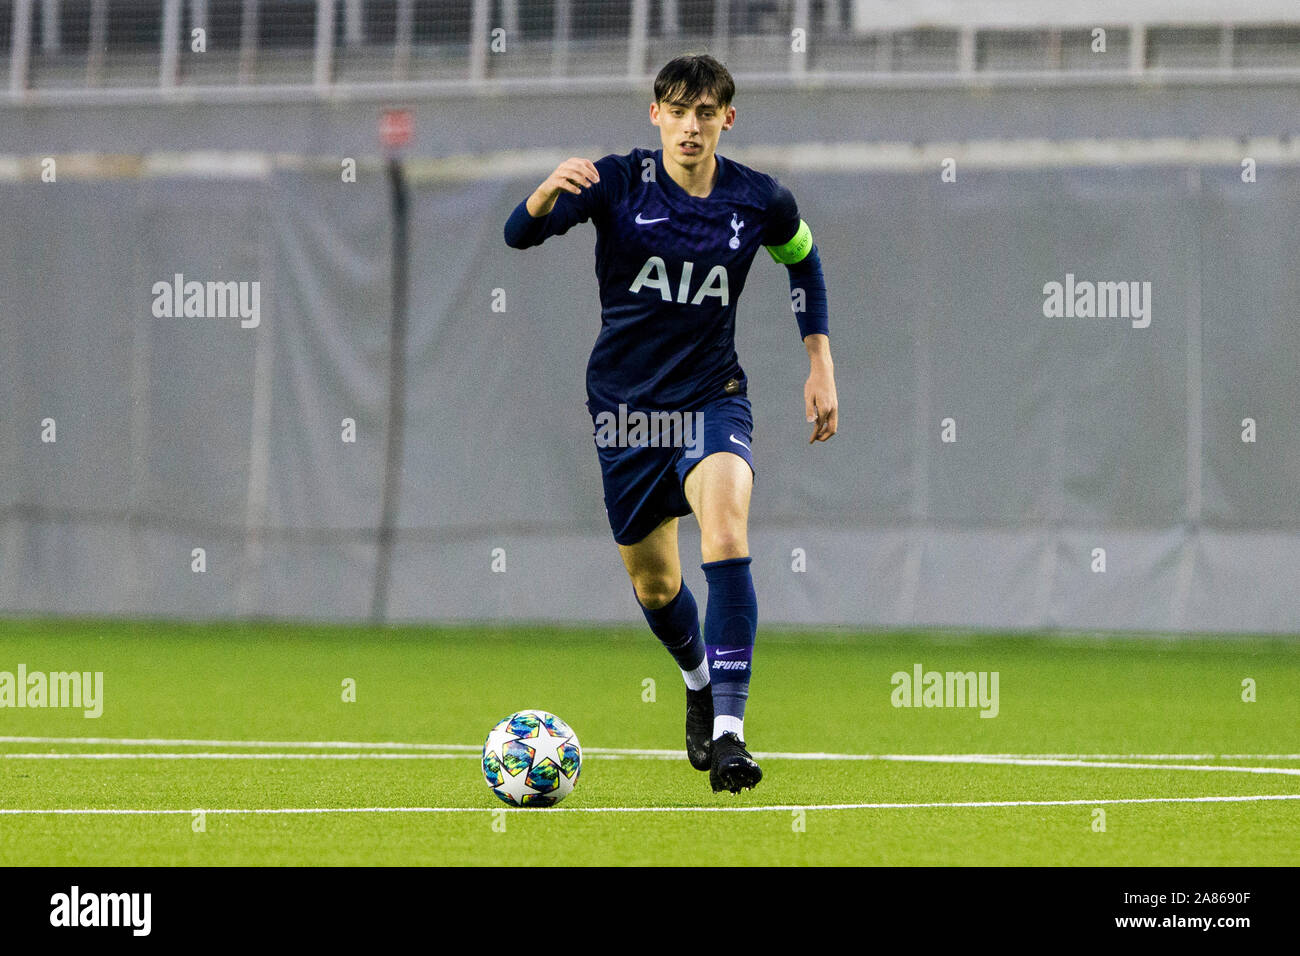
[653,54,735,109]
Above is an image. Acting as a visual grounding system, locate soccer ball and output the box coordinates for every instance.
[481,710,582,807]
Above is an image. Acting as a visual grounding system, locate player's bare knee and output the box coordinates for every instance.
[700,529,748,562]
[631,573,680,609]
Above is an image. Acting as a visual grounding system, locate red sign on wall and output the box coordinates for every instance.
[380,109,414,149]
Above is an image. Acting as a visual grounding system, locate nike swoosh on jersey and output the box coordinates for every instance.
[634,213,670,224]
[715,648,747,655]
[728,434,750,451]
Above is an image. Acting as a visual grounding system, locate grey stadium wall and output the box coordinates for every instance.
[1,84,1297,633]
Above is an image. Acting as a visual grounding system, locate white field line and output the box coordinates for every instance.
[1,753,468,760]
[0,735,482,750]
[4,751,1300,776]
[1,737,1297,762]
[1,794,1299,816]
[877,756,1300,776]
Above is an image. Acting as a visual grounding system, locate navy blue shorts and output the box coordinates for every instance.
[592,395,755,546]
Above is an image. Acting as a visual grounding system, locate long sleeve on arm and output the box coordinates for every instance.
[762,184,829,340]
[503,198,551,248]
[503,155,623,249]
[785,245,829,340]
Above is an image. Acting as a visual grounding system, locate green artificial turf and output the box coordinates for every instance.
[0,617,1296,865]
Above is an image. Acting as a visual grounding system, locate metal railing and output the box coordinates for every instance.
[5,0,1300,102]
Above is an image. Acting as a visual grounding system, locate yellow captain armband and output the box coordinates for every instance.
[764,219,813,265]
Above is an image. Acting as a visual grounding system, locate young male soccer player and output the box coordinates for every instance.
[504,54,837,793]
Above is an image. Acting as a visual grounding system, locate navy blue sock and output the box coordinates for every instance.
[702,556,757,725]
[636,580,707,681]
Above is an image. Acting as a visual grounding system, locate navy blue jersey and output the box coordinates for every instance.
[505,148,802,413]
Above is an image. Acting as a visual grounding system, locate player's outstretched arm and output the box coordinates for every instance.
[527,158,600,217]
[503,157,602,249]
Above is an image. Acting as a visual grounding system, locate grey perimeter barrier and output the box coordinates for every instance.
[1,158,1297,633]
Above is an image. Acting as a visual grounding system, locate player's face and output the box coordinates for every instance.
[650,95,735,168]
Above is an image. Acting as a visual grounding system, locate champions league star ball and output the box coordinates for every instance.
[481,710,582,807]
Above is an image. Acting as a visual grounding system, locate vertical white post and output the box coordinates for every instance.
[314,0,335,90]
[629,0,648,80]
[1129,23,1146,75]
[469,0,488,81]
[239,0,259,84]
[190,0,208,70]
[40,0,58,53]
[394,0,412,80]
[826,0,842,33]
[190,0,208,37]
[160,0,182,88]
[712,0,728,63]
[790,0,809,76]
[553,0,570,78]
[86,0,107,87]
[344,0,363,45]
[10,0,33,96]
[958,26,976,76]
[662,0,678,36]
